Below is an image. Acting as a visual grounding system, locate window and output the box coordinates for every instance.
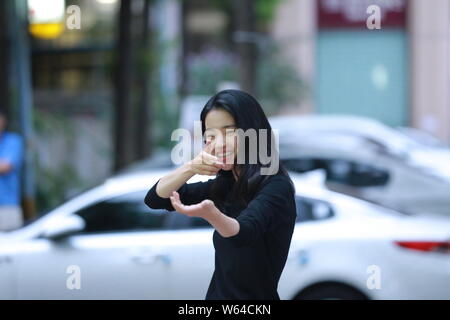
[282,157,390,187]
[281,158,322,173]
[325,159,390,187]
[74,191,169,234]
[295,196,334,223]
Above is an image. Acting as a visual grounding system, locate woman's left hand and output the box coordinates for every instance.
[169,191,218,219]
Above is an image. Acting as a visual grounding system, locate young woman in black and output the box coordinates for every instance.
[144,89,297,300]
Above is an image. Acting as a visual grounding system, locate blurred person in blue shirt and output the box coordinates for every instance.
[0,107,24,231]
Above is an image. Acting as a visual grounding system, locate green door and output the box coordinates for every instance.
[316,30,408,127]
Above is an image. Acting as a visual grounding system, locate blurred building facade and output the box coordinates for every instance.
[271,0,450,145]
[2,0,450,216]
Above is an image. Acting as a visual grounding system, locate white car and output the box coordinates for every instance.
[269,114,450,217]
[0,169,449,299]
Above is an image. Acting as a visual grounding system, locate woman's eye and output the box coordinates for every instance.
[225,130,235,136]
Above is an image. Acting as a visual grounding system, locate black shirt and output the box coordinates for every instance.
[144,170,297,300]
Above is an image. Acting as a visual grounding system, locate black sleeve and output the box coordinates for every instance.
[224,175,296,248]
[144,177,216,212]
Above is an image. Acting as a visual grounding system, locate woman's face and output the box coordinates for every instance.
[204,108,238,171]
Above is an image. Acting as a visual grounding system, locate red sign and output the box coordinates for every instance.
[318,0,406,29]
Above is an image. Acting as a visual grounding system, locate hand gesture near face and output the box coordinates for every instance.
[187,140,225,176]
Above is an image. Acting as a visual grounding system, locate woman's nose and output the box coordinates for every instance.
[215,133,226,147]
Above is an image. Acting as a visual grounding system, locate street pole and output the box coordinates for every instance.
[11,0,37,220]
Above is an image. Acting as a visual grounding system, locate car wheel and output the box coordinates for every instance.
[296,283,368,300]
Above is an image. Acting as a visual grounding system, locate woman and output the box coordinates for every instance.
[144,89,297,300]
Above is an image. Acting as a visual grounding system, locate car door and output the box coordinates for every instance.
[162,214,215,299]
[279,195,336,299]
[15,190,175,299]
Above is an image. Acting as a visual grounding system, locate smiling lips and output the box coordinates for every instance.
[217,151,233,162]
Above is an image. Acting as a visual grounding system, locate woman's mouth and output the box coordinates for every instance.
[217,151,234,162]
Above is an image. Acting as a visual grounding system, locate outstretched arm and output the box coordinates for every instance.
[169,190,240,238]
[170,175,296,248]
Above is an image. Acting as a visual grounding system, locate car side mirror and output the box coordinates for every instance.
[41,215,86,241]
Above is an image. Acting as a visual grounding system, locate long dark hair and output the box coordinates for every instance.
[200,89,294,209]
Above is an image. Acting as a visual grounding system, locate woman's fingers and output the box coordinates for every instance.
[200,163,221,171]
[211,161,225,169]
[170,191,205,217]
[171,196,191,215]
[169,195,181,211]
[188,141,225,176]
[173,190,182,204]
[200,152,221,166]
[194,164,221,175]
[170,191,184,211]
[202,141,224,166]
[171,191,183,207]
[204,140,215,156]
[202,157,225,170]
[170,192,217,219]
[186,140,227,177]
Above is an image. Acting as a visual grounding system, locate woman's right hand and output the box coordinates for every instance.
[187,141,225,176]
